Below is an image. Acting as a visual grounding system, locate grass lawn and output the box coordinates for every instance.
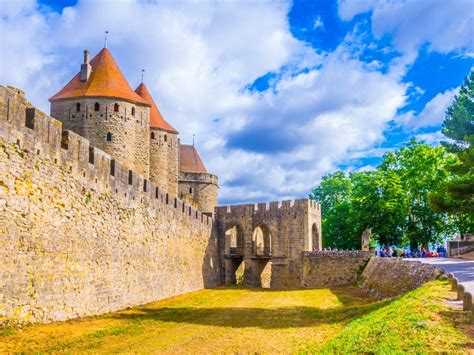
[0,280,472,353]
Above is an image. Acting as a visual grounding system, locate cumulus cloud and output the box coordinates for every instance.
[338,0,474,59]
[0,0,427,205]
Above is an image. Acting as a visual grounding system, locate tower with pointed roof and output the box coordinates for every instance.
[135,82,179,196]
[49,46,218,214]
[178,144,218,215]
[49,48,151,177]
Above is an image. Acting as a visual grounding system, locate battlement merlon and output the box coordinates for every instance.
[0,85,213,227]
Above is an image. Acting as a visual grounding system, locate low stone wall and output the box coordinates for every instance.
[359,258,443,299]
[300,251,372,288]
[448,240,474,257]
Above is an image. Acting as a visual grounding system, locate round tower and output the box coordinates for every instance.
[178,144,218,215]
[49,48,150,177]
[135,82,179,196]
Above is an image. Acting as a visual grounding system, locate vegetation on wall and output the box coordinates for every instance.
[310,71,473,250]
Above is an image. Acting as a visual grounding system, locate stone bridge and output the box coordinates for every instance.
[215,199,321,288]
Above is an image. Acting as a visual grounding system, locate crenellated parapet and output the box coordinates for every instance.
[216,198,320,217]
[215,198,322,289]
[0,85,213,228]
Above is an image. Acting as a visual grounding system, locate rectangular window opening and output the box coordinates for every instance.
[88,146,95,164]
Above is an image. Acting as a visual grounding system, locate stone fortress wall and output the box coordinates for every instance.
[0,84,445,325]
[0,86,220,324]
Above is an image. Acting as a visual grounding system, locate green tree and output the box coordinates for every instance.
[310,140,458,250]
[389,140,457,249]
[351,168,406,248]
[431,71,474,235]
[309,172,360,249]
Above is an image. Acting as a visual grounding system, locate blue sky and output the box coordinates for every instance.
[1,0,473,205]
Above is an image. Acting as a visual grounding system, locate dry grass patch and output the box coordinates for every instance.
[0,281,471,353]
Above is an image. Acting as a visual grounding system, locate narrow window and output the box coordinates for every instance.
[88,147,94,164]
[151,132,155,139]
[76,103,81,112]
[131,107,135,116]
[143,179,147,192]
[94,102,100,111]
[106,132,112,141]
[128,170,133,185]
[114,103,119,112]
[110,159,115,176]
[164,134,167,142]
[189,187,193,194]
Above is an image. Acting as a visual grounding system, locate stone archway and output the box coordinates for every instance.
[248,224,272,288]
[252,224,271,257]
[224,224,245,285]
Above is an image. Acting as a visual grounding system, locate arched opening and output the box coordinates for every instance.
[114,103,119,112]
[94,102,100,111]
[225,225,244,255]
[312,223,320,251]
[224,225,245,285]
[76,103,81,112]
[250,224,272,288]
[106,132,112,141]
[131,107,135,116]
[252,224,271,257]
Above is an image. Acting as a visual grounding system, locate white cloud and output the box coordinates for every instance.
[0,0,410,204]
[414,131,446,146]
[338,0,474,60]
[396,87,458,130]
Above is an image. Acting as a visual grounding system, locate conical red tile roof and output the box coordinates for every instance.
[49,48,148,105]
[180,144,208,173]
[135,82,178,133]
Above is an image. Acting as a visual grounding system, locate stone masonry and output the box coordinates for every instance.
[50,98,150,178]
[359,258,443,299]
[301,251,372,288]
[149,129,179,197]
[178,171,218,215]
[0,86,219,324]
[215,199,322,289]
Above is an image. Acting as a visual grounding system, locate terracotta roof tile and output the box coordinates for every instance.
[180,144,208,174]
[49,48,148,105]
[135,83,178,133]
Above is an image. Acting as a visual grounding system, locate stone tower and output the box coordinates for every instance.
[179,144,218,215]
[49,48,151,177]
[135,82,179,196]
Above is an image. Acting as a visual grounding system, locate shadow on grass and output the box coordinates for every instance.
[110,299,392,329]
[438,301,474,351]
[215,284,372,307]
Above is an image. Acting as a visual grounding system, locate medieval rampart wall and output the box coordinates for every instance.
[301,251,372,288]
[0,86,220,324]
